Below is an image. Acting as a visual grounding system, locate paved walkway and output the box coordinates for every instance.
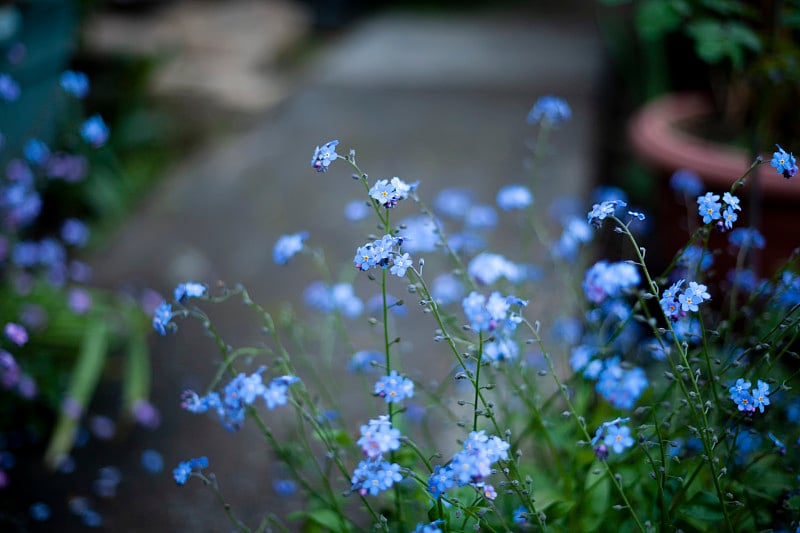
[45,4,605,531]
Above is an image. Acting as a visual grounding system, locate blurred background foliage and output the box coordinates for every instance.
[0,0,167,482]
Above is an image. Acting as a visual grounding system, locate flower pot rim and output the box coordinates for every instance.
[627,91,800,198]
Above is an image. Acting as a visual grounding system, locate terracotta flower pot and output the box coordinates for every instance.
[627,92,800,276]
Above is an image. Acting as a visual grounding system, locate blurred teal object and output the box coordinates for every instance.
[0,1,78,156]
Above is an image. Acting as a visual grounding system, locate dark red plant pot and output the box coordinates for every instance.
[627,92,800,277]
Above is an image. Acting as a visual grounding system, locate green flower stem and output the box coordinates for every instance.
[459,495,483,531]
[765,325,800,370]
[613,217,733,533]
[649,410,670,532]
[520,119,557,254]
[227,287,383,529]
[656,155,762,284]
[696,313,721,406]
[668,460,705,516]
[521,317,646,533]
[342,156,389,229]
[408,270,500,432]
[257,514,293,533]
[404,471,502,533]
[306,245,358,358]
[472,332,484,432]
[719,303,800,375]
[412,196,476,292]
[252,404,372,530]
[192,308,360,531]
[206,346,271,391]
[379,266,406,533]
[726,240,750,325]
[408,269,544,528]
[418,374,465,427]
[683,190,699,236]
[381,267,393,378]
[284,318,346,422]
[290,404,353,533]
[502,366,571,497]
[530,120,552,185]
[637,442,665,528]
[401,437,434,473]
[197,472,251,533]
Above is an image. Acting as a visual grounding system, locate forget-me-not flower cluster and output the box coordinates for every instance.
[59,70,89,99]
[669,169,704,196]
[526,95,572,125]
[374,370,415,404]
[172,456,208,486]
[353,234,413,277]
[369,177,417,208]
[181,371,299,431]
[357,415,401,458]
[595,356,649,410]
[582,261,640,304]
[591,417,635,458]
[311,140,339,172]
[729,378,771,414]
[771,144,798,179]
[350,457,404,497]
[696,191,741,229]
[587,199,627,227]
[496,184,533,211]
[80,115,109,148]
[426,430,510,497]
[273,231,308,265]
[303,281,364,318]
[660,279,711,320]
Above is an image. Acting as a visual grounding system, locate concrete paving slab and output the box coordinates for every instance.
[316,13,603,90]
[83,0,312,111]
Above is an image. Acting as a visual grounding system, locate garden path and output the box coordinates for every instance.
[54,4,605,531]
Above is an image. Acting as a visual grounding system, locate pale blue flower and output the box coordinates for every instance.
[81,114,109,147]
[604,424,634,454]
[696,192,721,224]
[60,70,89,98]
[527,95,571,125]
[390,252,412,277]
[273,231,308,265]
[496,184,533,210]
[311,140,339,172]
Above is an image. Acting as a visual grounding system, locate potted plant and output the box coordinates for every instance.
[599,0,800,273]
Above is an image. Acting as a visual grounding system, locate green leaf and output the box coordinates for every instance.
[304,509,347,532]
[728,22,762,53]
[43,319,109,469]
[687,19,762,69]
[311,428,352,448]
[678,490,724,529]
[542,499,576,520]
[122,321,151,414]
[287,509,349,532]
[786,495,800,511]
[581,469,610,531]
[635,0,683,41]
[698,0,749,16]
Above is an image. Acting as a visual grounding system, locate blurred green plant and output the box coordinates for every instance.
[0,0,155,477]
[599,0,800,147]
